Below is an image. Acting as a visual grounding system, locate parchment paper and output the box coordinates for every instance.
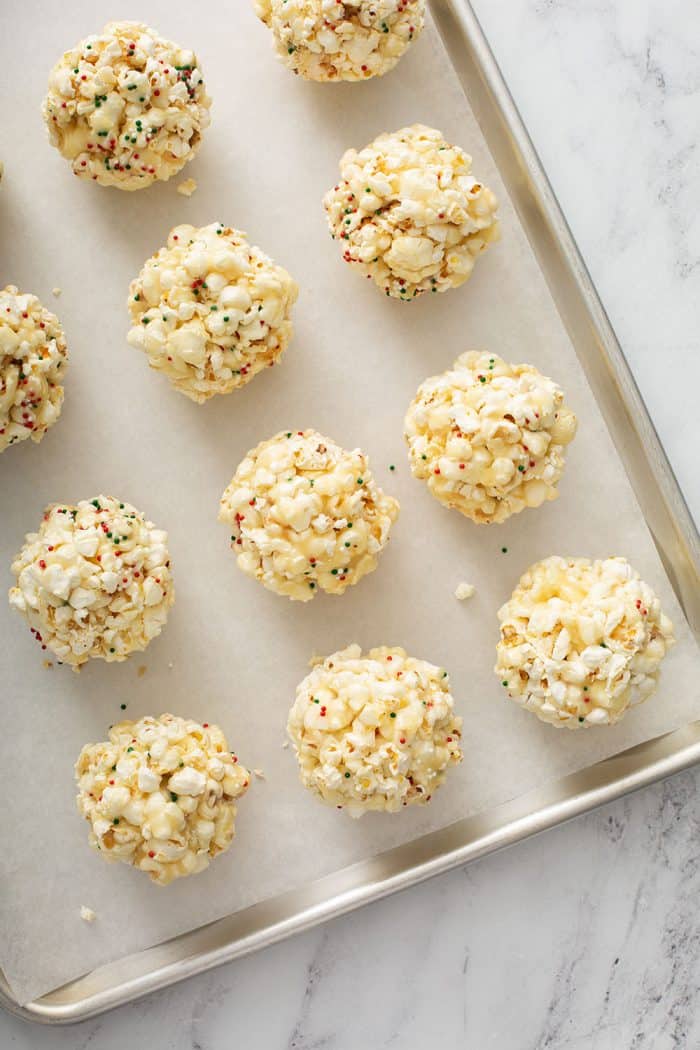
[0,0,697,1006]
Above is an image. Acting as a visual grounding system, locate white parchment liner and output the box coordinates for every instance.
[0,1,697,1005]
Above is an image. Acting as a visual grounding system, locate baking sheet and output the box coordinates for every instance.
[0,0,698,1007]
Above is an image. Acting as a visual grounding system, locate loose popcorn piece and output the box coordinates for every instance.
[177,176,197,196]
[128,223,298,403]
[0,285,68,454]
[288,644,462,816]
[80,905,97,922]
[42,21,211,191]
[219,429,399,601]
[455,582,475,601]
[495,556,676,729]
[404,352,577,524]
[254,0,425,82]
[52,287,62,298]
[323,124,499,301]
[9,495,174,669]
[75,714,250,885]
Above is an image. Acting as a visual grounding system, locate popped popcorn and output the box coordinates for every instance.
[75,714,250,885]
[0,285,68,454]
[404,352,577,524]
[455,582,475,600]
[219,429,399,601]
[128,223,298,402]
[288,644,462,816]
[176,176,197,196]
[42,21,211,190]
[9,496,174,669]
[495,556,675,728]
[323,124,499,300]
[254,0,425,82]
[80,906,97,922]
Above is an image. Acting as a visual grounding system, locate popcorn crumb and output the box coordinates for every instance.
[43,659,53,670]
[177,177,197,197]
[281,740,289,749]
[253,768,266,780]
[137,665,147,678]
[80,906,96,923]
[52,287,62,298]
[455,582,475,601]
[168,662,174,670]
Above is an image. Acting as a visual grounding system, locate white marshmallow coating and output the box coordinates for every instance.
[323,124,499,300]
[75,714,250,885]
[128,223,298,402]
[42,21,211,190]
[9,495,174,669]
[495,556,675,728]
[254,0,425,82]
[219,430,399,601]
[404,351,577,524]
[288,644,463,815]
[0,285,68,453]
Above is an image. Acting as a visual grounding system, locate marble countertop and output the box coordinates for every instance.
[4,1,698,1047]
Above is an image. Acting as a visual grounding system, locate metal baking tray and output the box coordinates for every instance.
[3,0,698,1023]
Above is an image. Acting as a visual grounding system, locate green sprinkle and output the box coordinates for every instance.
[223,316,230,322]
[390,712,396,718]
[344,542,351,548]
[170,792,178,802]
[357,478,364,485]
[113,818,120,825]
[91,499,101,509]
[501,681,508,687]
[578,717,585,723]
[389,464,395,471]
[501,547,508,553]
[127,747,134,752]
[345,772,351,778]
[120,703,127,710]
[313,698,320,704]
[331,569,338,575]
[517,465,525,472]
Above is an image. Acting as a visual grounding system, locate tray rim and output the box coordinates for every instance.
[3,0,698,1024]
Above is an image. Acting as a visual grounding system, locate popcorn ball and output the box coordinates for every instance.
[219,430,399,601]
[9,496,174,669]
[404,352,577,524]
[254,0,425,82]
[0,285,68,453]
[323,124,499,300]
[495,556,676,729]
[75,714,250,885]
[128,223,298,403]
[288,644,463,816]
[42,21,211,190]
